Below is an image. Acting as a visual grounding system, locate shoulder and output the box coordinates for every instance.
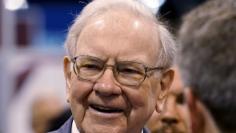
[48,117,73,133]
[48,131,59,133]
[143,127,150,133]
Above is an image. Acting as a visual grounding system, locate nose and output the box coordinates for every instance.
[161,97,179,125]
[93,68,122,96]
[161,117,178,125]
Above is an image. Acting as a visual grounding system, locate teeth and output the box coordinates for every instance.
[91,104,123,113]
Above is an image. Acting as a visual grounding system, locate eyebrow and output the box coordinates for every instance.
[116,57,142,63]
[117,57,157,68]
[169,90,184,96]
[76,54,108,61]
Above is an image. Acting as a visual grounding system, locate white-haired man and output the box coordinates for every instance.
[50,0,176,133]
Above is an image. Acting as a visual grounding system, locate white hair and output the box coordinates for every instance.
[65,0,176,68]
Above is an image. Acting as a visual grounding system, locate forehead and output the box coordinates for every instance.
[75,9,161,65]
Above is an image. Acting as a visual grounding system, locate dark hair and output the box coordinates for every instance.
[178,0,236,132]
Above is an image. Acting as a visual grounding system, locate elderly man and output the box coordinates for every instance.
[178,0,236,133]
[50,0,176,133]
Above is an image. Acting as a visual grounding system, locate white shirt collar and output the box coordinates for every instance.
[72,120,80,133]
[71,120,144,133]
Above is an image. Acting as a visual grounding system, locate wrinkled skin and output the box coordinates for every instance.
[64,10,174,133]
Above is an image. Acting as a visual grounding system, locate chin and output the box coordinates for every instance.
[81,125,126,133]
[155,127,187,133]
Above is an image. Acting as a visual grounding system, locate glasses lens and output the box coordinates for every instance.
[75,56,104,80]
[116,62,145,86]
[73,56,147,86]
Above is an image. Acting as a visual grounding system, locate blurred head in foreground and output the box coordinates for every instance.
[178,0,236,133]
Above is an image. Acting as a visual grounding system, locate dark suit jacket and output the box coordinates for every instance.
[48,117,73,133]
[48,116,150,133]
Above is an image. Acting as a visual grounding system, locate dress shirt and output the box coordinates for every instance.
[71,120,144,133]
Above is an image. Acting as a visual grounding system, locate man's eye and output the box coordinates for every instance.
[176,92,186,104]
[119,68,142,75]
[80,64,102,70]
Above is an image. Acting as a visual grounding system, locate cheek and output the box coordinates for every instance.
[147,111,162,131]
[149,77,161,96]
[68,76,94,119]
[140,80,160,112]
[125,82,157,109]
[177,105,191,127]
[69,76,93,102]
[123,81,158,123]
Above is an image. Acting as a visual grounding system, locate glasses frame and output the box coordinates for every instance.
[71,55,164,86]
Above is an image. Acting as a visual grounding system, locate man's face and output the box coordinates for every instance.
[147,68,191,133]
[64,10,173,133]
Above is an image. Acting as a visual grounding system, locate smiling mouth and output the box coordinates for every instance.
[90,104,124,113]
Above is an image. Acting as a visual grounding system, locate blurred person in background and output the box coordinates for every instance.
[146,67,191,133]
[31,95,64,133]
[7,61,67,133]
[47,108,72,132]
[50,0,176,133]
[178,0,236,133]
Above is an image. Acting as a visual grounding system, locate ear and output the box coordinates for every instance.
[64,56,72,103]
[155,69,174,113]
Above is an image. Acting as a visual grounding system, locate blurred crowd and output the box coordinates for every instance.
[0,0,235,133]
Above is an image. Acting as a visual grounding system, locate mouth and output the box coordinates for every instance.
[157,126,185,133]
[90,104,124,114]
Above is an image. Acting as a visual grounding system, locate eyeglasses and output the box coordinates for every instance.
[71,55,164,86]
